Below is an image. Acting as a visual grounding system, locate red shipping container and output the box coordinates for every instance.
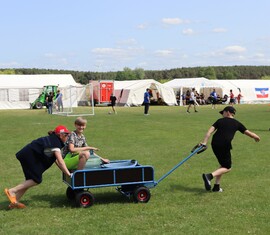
[90,80,114,104]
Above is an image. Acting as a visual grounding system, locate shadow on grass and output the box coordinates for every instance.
[0,190,140,210]
[170,183,208,195]
[30,191,132,208]
[0,202,11,211]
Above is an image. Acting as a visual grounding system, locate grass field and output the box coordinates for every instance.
[0,104,269,235]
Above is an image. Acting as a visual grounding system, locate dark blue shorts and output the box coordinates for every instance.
[16,147,48,184]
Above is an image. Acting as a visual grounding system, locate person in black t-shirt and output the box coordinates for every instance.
[200,106,260,192]
[110,94,117,114]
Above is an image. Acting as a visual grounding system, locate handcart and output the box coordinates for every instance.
[62,145,206,208]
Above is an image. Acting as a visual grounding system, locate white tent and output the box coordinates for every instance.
[114,79,177,106]
[214,80,270,104]
[0,74,77,109]
[164,77,223,106]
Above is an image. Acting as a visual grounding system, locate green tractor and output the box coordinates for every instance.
[30,85,58,109]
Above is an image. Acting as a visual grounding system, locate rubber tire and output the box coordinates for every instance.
[35,102,43,109]
[133,187,151,203]
[75,191,95,208]
[66,187,76,200]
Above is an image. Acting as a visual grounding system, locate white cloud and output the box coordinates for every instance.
[0,61,20,67]
[92,48,125,56]
[116,38,138,46]
[162,18,190,25]
[44,53,57,58]
[253,53,265,58]
[212,28,227,33]
[182,28,194,35]
[91,47,145,63]
[223,45,247,54]
[154,50,173,56]
[137,23,148,30]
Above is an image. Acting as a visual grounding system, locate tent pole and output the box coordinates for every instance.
[180,87,183,106]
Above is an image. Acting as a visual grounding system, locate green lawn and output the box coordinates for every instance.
[0,104,269,235]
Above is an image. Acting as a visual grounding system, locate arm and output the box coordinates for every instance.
[68,143,98,154]
[54,151,71,177]
[201,126,216,145]
[244,130,260,142]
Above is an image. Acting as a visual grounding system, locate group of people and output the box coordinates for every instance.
[46,90,64,114]
[229,89,243,105]
[4,117,109,209]
[181,90,206,107]
[4,89,260,209]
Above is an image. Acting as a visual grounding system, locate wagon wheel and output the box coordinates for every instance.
[75,191,95,208]
[66,188,84,200]
[66,187,76,200]
[133,187,151,203]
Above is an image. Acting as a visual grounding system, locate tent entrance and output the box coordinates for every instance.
[149,83,163,105]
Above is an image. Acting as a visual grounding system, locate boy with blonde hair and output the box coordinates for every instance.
[63,117,109,170]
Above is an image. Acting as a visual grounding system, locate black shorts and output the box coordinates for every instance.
[189,100,195,105]
[211,144,232,169]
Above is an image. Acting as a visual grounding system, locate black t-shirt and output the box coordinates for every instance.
[110,95,117,105]
[211,117,247,149]
[47,94,53,102]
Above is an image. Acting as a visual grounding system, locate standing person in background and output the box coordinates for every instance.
[237,92,243,104]
[200,106,260,192]
[181,92,186,106]
[56,90,63,112]
[185,90,190,107]
[4,125,72,209]
[144,88,151,115]
[187,88,198,113]
[110,93,117,114]
[229,89,235,105]
[46,92,54,114]
[210,89,218,109]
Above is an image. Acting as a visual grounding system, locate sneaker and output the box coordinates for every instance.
[202,174,211,191]
[212,188,223,192]
[186,110,190,113]
[8,202,26,209]
[195,110,198,112]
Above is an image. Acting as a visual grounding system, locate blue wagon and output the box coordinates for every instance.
[62,145,206,207]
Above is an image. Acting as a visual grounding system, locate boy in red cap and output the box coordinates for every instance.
[200,106,260,192]
[4,125,72,209]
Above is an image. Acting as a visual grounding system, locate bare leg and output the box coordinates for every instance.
[9,179,38,202]
[212,167,231,184]
[77,151,90,170]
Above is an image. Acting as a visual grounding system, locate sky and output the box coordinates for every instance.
[1,0,270,72]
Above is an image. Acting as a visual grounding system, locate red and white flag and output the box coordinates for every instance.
[255,88,269,98]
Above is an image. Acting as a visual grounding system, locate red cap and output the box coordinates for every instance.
[54,125,70,134]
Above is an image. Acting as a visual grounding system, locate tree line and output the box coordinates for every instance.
[1,65,270,85]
